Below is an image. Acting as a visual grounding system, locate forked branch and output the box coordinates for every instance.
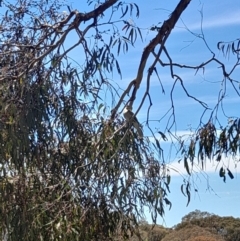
[111,0,191,118]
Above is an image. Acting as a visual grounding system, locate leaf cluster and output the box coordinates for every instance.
[0,0,171,240]
[179,119,240,182]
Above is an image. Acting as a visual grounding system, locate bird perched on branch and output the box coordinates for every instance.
[123,105,143,139]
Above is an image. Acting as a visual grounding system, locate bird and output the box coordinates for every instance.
[123,105,143,139]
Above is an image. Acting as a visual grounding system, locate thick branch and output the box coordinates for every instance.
[111,0,191,119]
[133,0,191,92]
[74,0,118,25]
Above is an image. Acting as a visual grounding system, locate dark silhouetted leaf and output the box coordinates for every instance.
[155,139,161,150]
[115,60,122,78]
[164,198,172,210]
[184,157,191,175]
[167,174,171,185]
[133,3,139,17]
[227,168,234,179]
[158,131,168,141]
[219,167,225,177]
[164,182,170,193]
[223,175,226,183]
[120,5,128,18]
[181,184,186,197]
[186,183,191,206]
[217,41,223,50]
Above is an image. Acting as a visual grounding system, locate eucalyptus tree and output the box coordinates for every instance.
[0,0,239,240]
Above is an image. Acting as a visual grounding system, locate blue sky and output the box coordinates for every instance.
[67,0,240,227]
[130,0,240,227]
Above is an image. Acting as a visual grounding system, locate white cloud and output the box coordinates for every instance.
[146,127,240,177]
[177,10,240,32]
[168,156,240,177]
[200,11,240,29]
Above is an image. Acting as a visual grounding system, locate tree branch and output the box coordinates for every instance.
[74,0,118,25]
[114,0,191,112]
[133,0,191,90]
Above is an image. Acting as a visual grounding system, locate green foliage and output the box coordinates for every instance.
[122,211,240,241]
[217,38,240,57]
[0,0,239,240]
[181,210,212,223]
[0,0,171,240]
[179,120,240,182]
[176,210,240,241]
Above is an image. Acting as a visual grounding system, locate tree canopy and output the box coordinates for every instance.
[112,210,240,241]
[0,0,239,240]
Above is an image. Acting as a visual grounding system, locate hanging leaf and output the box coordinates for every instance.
[155,139,161,151]
[129,3,133,16]
[164,198,172,210]
[219,167,225,177]
[158,131,168,141]
[217,41,223,50]
[223,175,226,183]
[164,182,170,193]
[227,168,234,179]
[219,167,226,182]
[128,28,134,44]
[117,40,121,55]
[184,157,191,175]
[98,103,104,112]
[133,3,139,17]
[115,60,122,78]
[122,24,128,31]
[181,184,186,197]
[137,27,143,41]
[186,183,191,206]
[166,174,171,185]
[231,42,235,54]
[120,5,128,18]
[216,153,221,162]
